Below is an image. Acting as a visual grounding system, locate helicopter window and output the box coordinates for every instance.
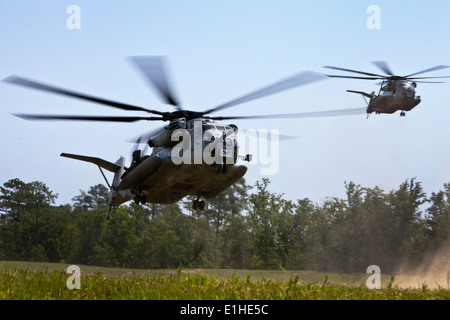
[203,124,228,131]
[403,81,415,88]
[203,124,216,130]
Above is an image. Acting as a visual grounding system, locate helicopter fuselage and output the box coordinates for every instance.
[101,118,248,207]
[351,80,421,116]
[325,61,450,117]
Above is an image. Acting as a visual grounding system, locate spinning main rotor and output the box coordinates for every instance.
[3,56,368,127]
[324,61,450,84]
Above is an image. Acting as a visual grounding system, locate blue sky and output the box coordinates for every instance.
[1,1,449,205]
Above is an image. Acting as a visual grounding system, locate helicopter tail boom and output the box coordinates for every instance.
[60,152,131,207]
[346,90,374,99]
[60,153,122,173]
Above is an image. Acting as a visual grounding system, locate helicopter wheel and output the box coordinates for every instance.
[193,198,206,210]
[222,164,229,174]
[400,111,406,117]
[132,149,141,163]
[134,193,147,205]
[215,163,229,174]
[193,199,199,210]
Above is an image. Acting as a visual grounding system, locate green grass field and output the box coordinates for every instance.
[1,261,448,300]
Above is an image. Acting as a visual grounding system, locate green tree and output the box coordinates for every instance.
[0,178,31,259]
[247,178,281,269]
[221,212,249,268]
[72,208,109,265]
[359,185,393,272]
[72,184,109,212]
[126,202,152,237]
[147,204,192,268]
[203,178,249,266]
[288,198,315,269]
[57,222,82,263]
[387,178,427,267]
[0,179,57,261]
[0,178,29,218]
[273,198,296,269]
[28,181,57,247]
[102,208,137,267]
[315,197,350,272]
[38,204,72,262]
[425,183,450,253]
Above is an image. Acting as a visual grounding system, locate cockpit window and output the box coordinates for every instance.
[203,124,216,130]
[203,124,231,131]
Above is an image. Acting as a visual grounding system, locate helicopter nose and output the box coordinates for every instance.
[406,87,415,97]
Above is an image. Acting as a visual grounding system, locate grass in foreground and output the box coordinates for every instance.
[0,262,448,300]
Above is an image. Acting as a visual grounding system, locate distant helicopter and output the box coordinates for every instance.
[324,61,450,117]
[3,56,367,213]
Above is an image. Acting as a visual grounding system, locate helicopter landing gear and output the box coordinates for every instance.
[193,198,206,211]
[107,206,118,220]
[215,163,229,174]
[134,192,147,205]
[132,149,141,164]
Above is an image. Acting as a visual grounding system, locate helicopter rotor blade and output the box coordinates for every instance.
[404,65,450,78]
[323,66,385,77]
[371,61,394,76]
[238,129,299,141]
[2,76,164,115]
[407,76,450,80]
[326,75,384,80]
[412,80,446,84]
[129,56,181,110]
[127,125,166,144]
[202,71,327,115]
[206,107,367,120]
[12,113,164,122]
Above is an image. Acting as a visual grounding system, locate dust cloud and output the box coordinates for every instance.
[393,246,450,289]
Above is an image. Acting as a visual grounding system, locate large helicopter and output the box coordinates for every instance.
[3,56,366,212]
[324,61,450,117]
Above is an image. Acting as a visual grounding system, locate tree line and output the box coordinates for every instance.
[0,177,448,274]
